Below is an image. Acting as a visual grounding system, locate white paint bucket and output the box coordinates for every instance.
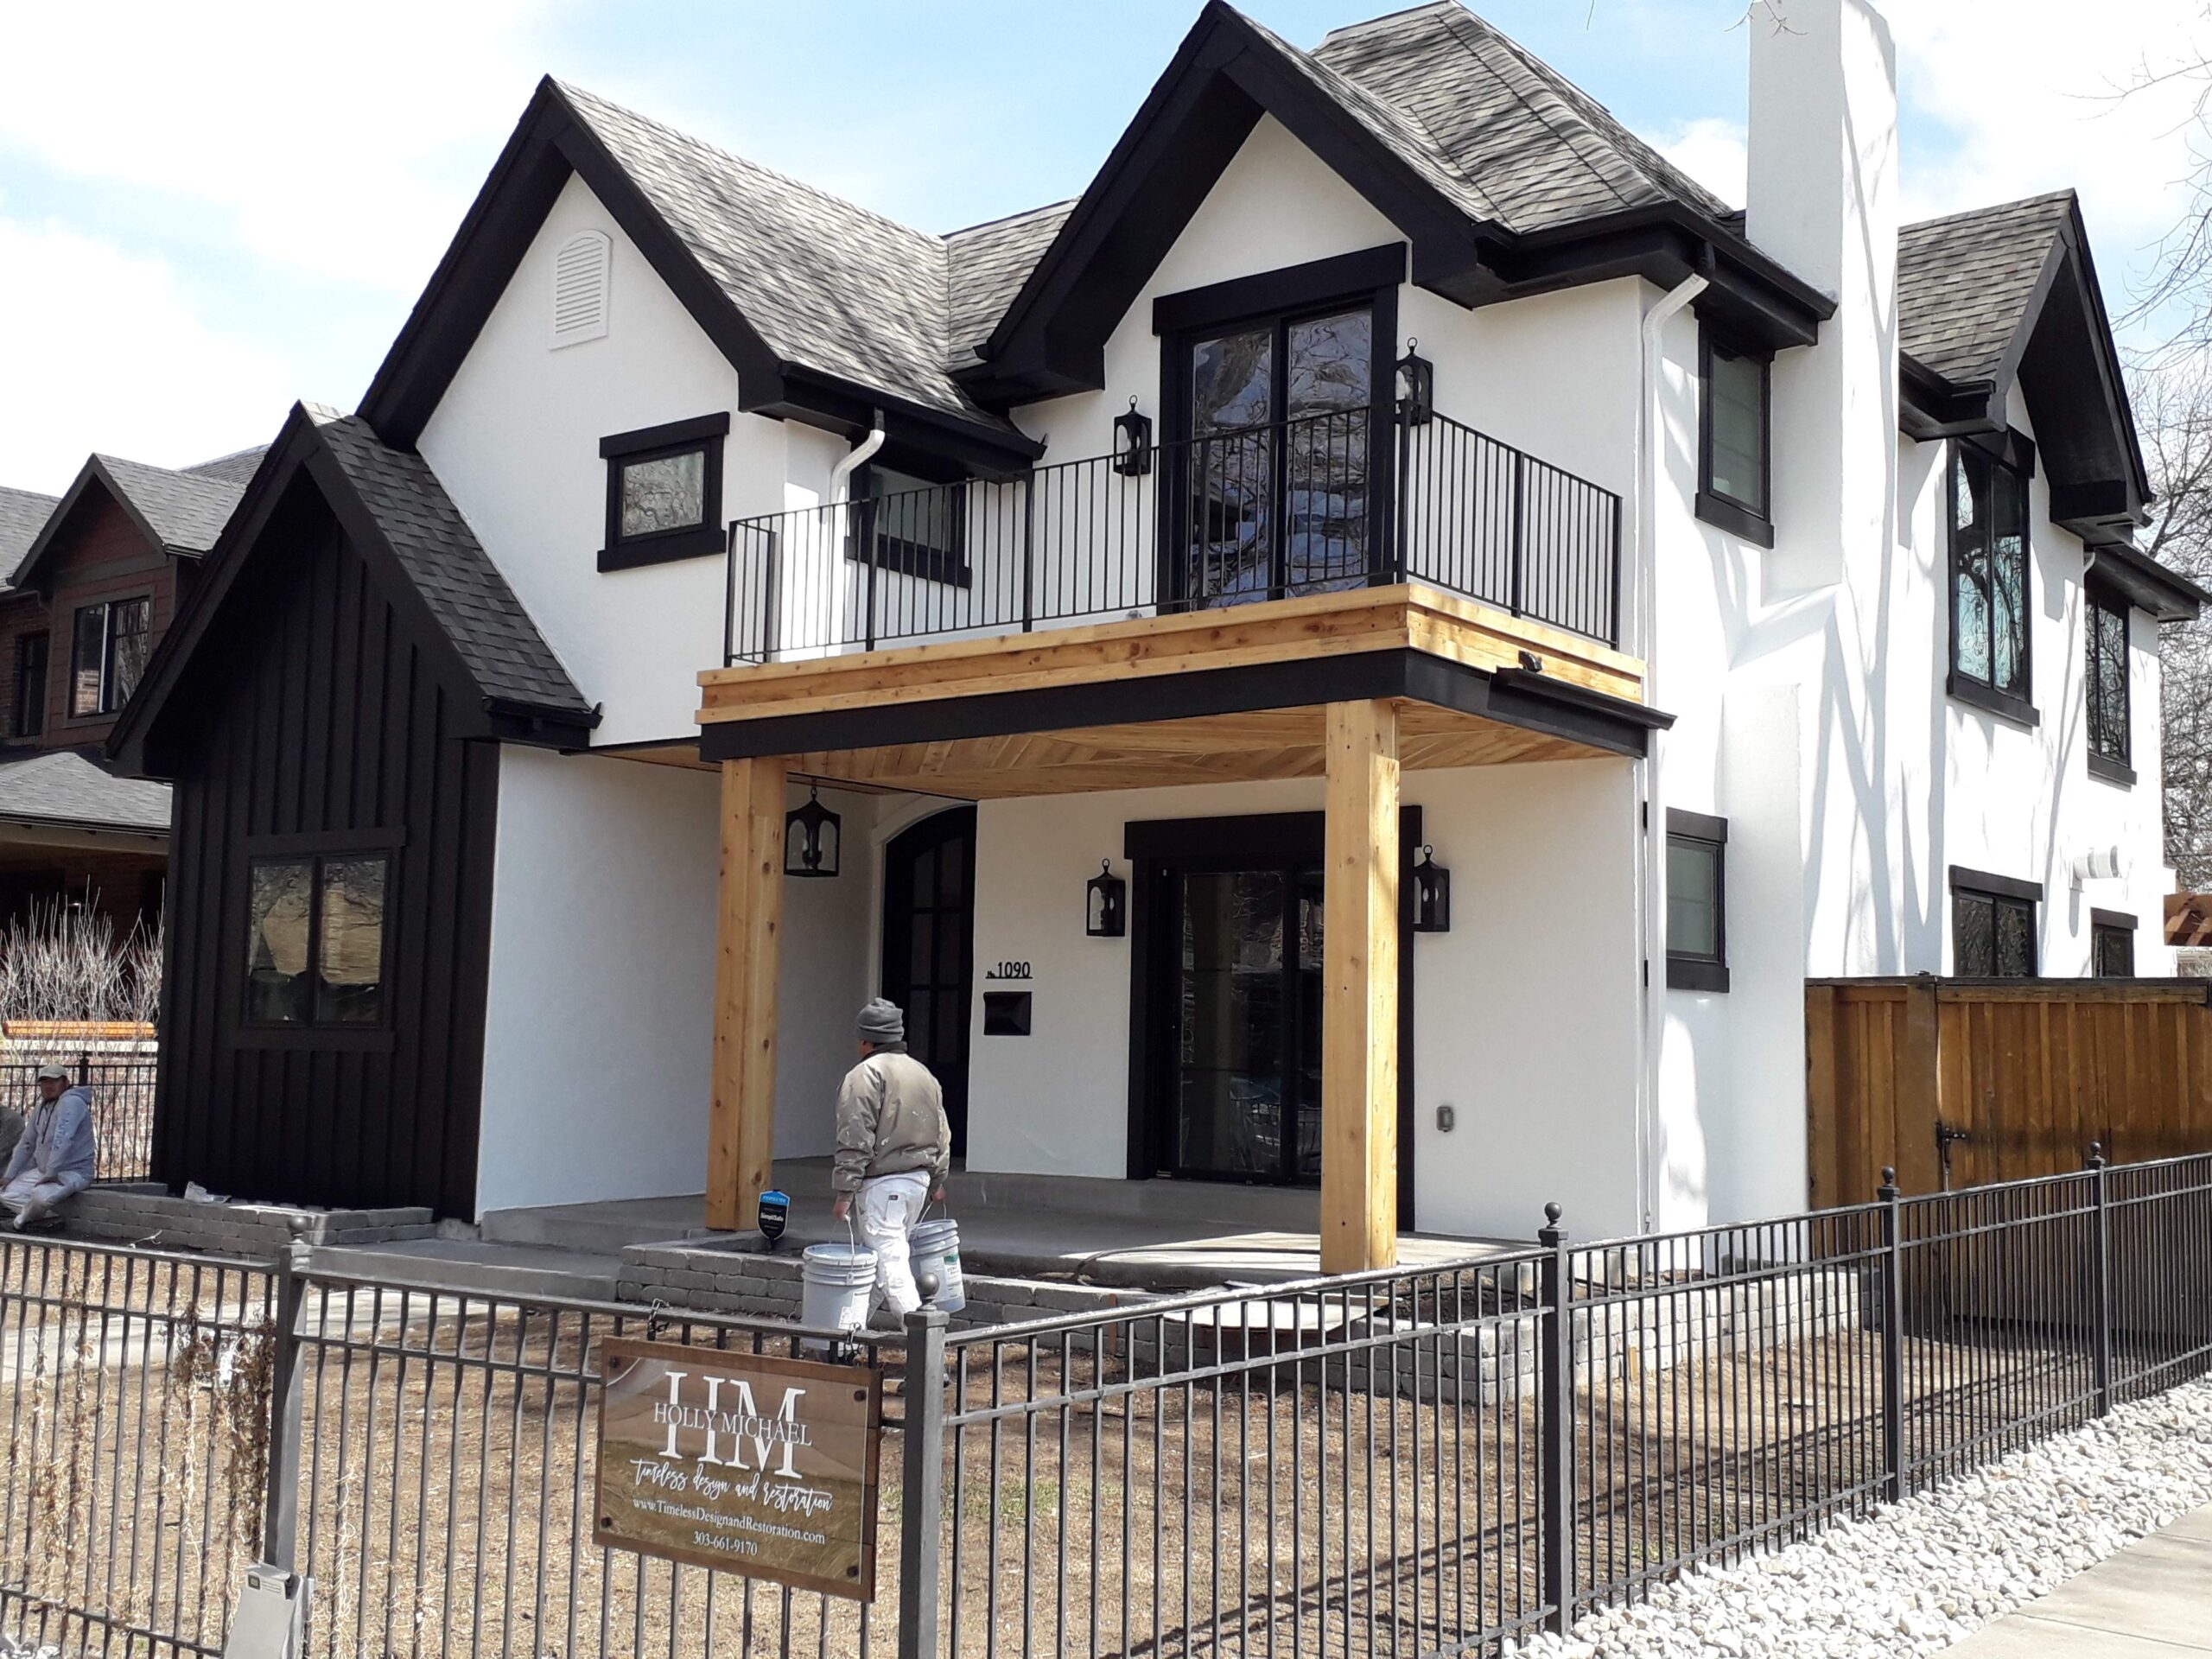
[910,1217,966,1313]
[799,1243,878,1332]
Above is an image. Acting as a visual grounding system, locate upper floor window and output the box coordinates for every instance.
[2091,909,2136,978]
[1952,866,2038,977]
[1664,808,1729,993]
[2087,588,2132,783]
[1696,329,1772,548]
[245,849,390,1028]
[11,632,45,740]
[846,464,971,588]
[69,596,150,718]
[1948,442,2033,723]
[597,412,728,572]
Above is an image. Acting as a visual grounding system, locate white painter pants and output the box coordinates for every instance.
[856,1170,931,1318]
[1,1170,86,1224]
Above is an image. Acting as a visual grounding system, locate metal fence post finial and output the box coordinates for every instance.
[1536,1201,1573,1636]
[1878,1166,1905,1503]
[897,1300,950,1659]
[2088,1141,2114,1416]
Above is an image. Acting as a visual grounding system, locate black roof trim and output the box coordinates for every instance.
[111,404,598,779]
[963,2,1826,404]
[359,80,1041,470]
[2089,543,2207,624]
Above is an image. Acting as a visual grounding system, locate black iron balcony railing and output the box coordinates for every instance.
[722,404,1622,665]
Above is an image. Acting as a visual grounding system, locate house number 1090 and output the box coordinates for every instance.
[987,962,1033,981]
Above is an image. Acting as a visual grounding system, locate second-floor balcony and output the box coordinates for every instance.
[721,404,1623,666]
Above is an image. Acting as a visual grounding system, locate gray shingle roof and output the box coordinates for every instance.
[946,204,1074,371]
[0,749,169,835]
[0,488,58,584]
[179,445,270,490]
[305,407,593,720]
[558,82,1024,433]
[1311,1,1735,233]
[93,454,253,555]
[1898,192,2076,387]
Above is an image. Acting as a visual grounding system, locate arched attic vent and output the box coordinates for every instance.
[550,230,611,347]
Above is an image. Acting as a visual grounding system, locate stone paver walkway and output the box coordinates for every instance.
[1943,1504,2212,1655]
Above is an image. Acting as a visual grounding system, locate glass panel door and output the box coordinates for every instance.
[1182,307,1373,609]
[1167,862,1325,1185]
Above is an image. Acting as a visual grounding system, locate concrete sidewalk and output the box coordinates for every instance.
[1944,1505,2212,1655]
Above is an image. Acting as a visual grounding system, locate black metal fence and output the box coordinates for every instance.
[0,1149,2206,1657]
[724,404,1623,664]
[0,1054,158,1184]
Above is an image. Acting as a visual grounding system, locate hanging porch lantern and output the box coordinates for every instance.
[1111,398,1154,477]
[785,785,842,879]
[1411,843,1451,933]
[1086,860,1128,937]
[1395,340,1434,427]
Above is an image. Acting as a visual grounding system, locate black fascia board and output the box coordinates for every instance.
[2085,542,2209,622]
[697,646,1674,766]
[757,366,1045,477]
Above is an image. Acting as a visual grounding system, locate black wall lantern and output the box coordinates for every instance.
[1412,843,1451,932]
[1111,398,1154,476]
[1395,340,1434,428]
[785,785,842,878]
[1086,860,1128,937]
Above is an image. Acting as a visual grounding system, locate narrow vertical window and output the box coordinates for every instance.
[1664,808,1729,992]
[1948,442,2033,721]
[1696,329,1772,546]
[2086,589,2132,781]
[12,632,47,739]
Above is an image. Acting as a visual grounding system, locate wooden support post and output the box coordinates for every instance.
[1321,698,1400,1274]
[709,756,788,1230]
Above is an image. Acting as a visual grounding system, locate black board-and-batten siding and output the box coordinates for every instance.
[154,481,496,1217]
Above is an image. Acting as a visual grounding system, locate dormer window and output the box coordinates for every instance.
[597,413,728,572]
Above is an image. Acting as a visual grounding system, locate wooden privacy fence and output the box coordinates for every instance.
[1807,976,2212,1206]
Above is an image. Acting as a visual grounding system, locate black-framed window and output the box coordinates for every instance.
[2087,588,2133,783]
[68,596,151,718]
[1696,329,1772,547]
[2091,908,2136,978]
[245,851,391,1027]
[11,632,46,739]
[1665,808,1729,992]
[1951,866,2039,977]
[844,462,972,588]
[1154,245,1401,611]
[597,412,728,571]
[1948,441,2034,724]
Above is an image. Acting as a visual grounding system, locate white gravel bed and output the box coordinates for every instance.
[1519,1375,2212,1658]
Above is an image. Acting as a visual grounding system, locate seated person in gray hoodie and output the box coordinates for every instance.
[3,1065,97,1230]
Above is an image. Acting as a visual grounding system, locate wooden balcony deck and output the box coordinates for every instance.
[679,582,1658,798]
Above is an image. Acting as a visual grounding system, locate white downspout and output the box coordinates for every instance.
[831,413,887,505]
[1634,274,1707,1235]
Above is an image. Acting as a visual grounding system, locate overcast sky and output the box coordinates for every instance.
[0,0,2206,493]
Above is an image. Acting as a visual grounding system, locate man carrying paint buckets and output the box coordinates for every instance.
[831,998,951,1320]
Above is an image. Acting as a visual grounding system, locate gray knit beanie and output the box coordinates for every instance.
[858,998,905,1044]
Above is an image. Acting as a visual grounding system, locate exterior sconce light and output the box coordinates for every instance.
[1112,398,1154,477]
[1395,340,1434,428]
[1086,860,1128,937]
[785,785,842,878]
[1412,843,1451,932]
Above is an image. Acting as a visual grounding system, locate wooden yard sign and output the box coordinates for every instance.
[594,1338,883,1600]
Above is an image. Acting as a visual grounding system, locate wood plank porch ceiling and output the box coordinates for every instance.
[674,584,1649,800]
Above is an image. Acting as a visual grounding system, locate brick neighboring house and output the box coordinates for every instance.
[0,448,260,937]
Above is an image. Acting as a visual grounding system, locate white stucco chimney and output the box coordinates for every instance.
[1746,0,1898,592]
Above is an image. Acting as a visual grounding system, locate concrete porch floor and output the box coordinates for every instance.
[473,1158,1522,1291]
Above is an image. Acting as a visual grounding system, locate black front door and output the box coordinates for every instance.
[1162,862,1325,1185]
[880,806,976,1156]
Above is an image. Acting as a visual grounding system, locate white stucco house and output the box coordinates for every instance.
[110,0,2202,1261]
